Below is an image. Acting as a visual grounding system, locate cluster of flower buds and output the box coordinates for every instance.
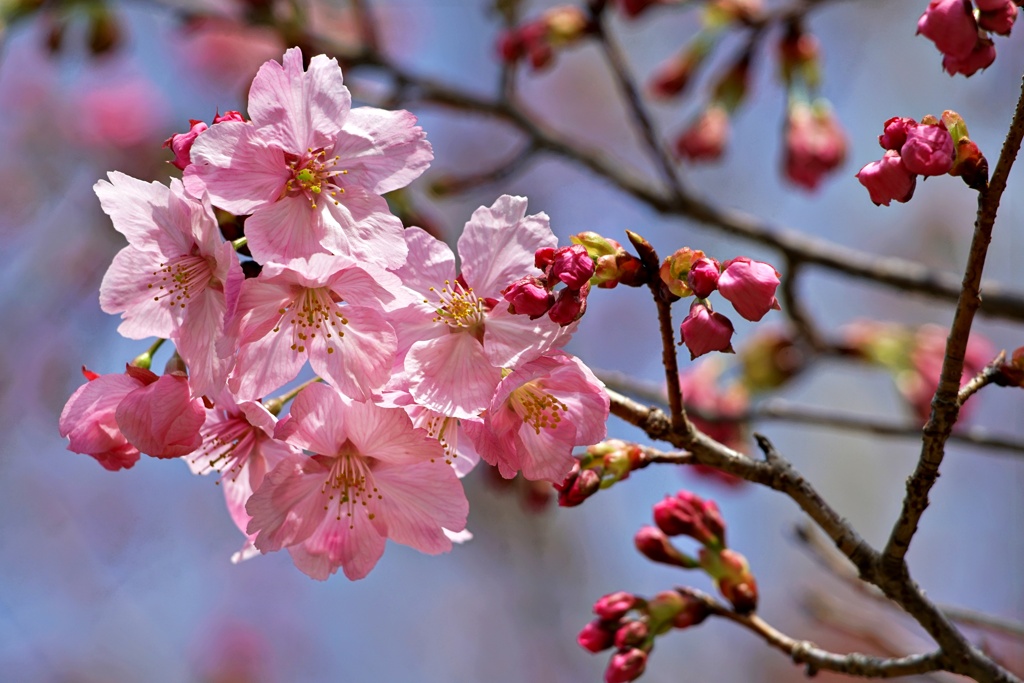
[556,439,646,506]
[497,6,590,70]
[571,232,646,289]
[503,244,596,326]
[660,248,781,359]
[843,321,994,421]
[163,110,245,171]
[917,0,1018,77]
[857,111,987,204]
[636,490,758,613]
[578,589,709,683]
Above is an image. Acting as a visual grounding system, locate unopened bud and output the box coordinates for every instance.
[557,467,601,506]
[613,620,649,649]
[652,490,726,548]
[551,244,596,289]
[578,619,617,653]
[659,247,707,298]
[605,648,647,683]
[634,526,699,568]
[548,283,590,325]
[687,257,721,299]
[503,277,554,318]
[594,592,637,620]
[700,547,758,614]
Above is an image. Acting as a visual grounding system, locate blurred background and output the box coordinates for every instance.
[0,0,1022,681]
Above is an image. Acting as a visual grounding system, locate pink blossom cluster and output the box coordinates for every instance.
[497,6,590,70]
[59,48,610,580]
[856,116,955,206]
[917,0,1018,76]
[660,249,782,359]
[502,244,596,326]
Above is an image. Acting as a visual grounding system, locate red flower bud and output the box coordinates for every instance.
[679,301,735,359]
[605,648,647,683]
[900,122,954,176]
[551,244,596,289]
[917,0,979,60]
[578,620,617,653]
[856,151,917,206]
[503,277,554,318]
[716,257,781,322]
[686,257,720,299]
[594,592,637,620]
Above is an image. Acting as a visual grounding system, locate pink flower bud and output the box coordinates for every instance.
[878,116,917,151]
[978,1,1018,35]
[671,593,710,629]
[614,620,649,649]
[594,592,636,620]
[679,302,735,359]
[634,526,697,568]
[674,105,729,162]
[605,648,647,683]
[548,284,589,325]
[717,257,782,322]
[557,467,602,506]
[700,548,759,614]
[578,620,617,653]
[942,37,997,76]
[551,244,596,289]
[660,247,707,298]
[534,246,557,270]
[784,102,847,190]
[163,119,208,171]
[652,491,725,547]
[213,110,246,123]
[917,0,979,60]
[856,151,918,206]
[686,257,720,299]
[648,52,697,99]
[901,123,954,176]
[503,277,554,318]
[115,373,205,458]
[59,366,148,471]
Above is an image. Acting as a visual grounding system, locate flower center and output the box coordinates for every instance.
[190,415,256,481]
[321,444,382,527]
[428,279,485,334]
[271,287,348,356]
[148,253,213,310]
[510,382,568,435]
[420,413,459,466]
[283,148,349,209]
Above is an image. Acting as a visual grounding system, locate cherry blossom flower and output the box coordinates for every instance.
[228,253,400,400]
[115,371,205,458]
[679,302,735,359]
[186,391,300,562]
[462,351,609,482]
[59,366,145,471]
[185,47,432,267]
[390,197,573,419]
[94,172,243,397]
[245,383,469,580]
[716,257,781,322]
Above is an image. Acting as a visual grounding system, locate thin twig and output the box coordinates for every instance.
[883,74,1024,571]
[958,351,1008,406]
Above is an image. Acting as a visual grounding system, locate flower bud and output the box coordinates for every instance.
[856,151,917,206]
[900,122,954,176]
[605,648,647,683]
[634,526,699,568]
[949,137,989,190]
[557,466,601,507]
[645,590,686,628]
[917,0,979,60]
[674,105,730,162]
[578,620,617,653]
[716,257,781,322]
[942,37,996,76]
[652,491,725,547]
[659,247,706,298]
[594,592,637,620]
[978,1,1018,35]
[784,101,847,190]
[213,110,246,123]
[994,346,1024,387]
[614,620,649,649]
[163,119,208,171]
[700,547,758,614]
[503,277,554,318]
[679,302,735,359]
[548,283,589,325]
[878,116,917,151]
[551,244,596,289]
[648,44,704,99]
[672,592,711,629]
[686,257,720,299]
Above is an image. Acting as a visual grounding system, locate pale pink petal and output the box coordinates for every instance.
[373,460,468,554]
[458,195,557,297]
[513,419,579,481]
[116,374,204,458]
[407,334,502,419]
[174,288,231,398]
[185,122,290,215]
[308,304,396,400]
[59,372,143,470]
[232,277,296,345]
[247,49,351,152]
[482,304,571,368]
[244,194,330,264]
[229,329,307,401]
[461,419,519,479]
[538,354,609,446]
[99,246,176,339]
[246,454,332,552]
[274,382,349,455]
[332,107,433,194]
[321,187,408,269]
[393,226,456,294]
[389,302,447,361]
[341,400,445,466]
[94,172,190,255]
[288,511,386,581]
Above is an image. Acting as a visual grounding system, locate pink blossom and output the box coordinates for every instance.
[461,351,608,482]
[605,648,647,683]
[164,119,208,171]
[228,254,400,401]
[186,391,300,562]
[856,151,918,206]
[674,106,729,162]
[917,0,980,60]
[716,257,782,322]
[94,172,243,397]
[114,371,205,459]
[783,102,847,190]
[548,284,589,326]
[245,383,468,580]
[59,366,145,471]
[901,123,954,176]
[392,197,572,419]
[578,620,616,653]
[978,1,1018,35]
[686,257,720,299]
[550,244,595,289]
[185,48,432,267]
[942,37,997,76]
[679,302,735,359]
[594,591,637,620]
